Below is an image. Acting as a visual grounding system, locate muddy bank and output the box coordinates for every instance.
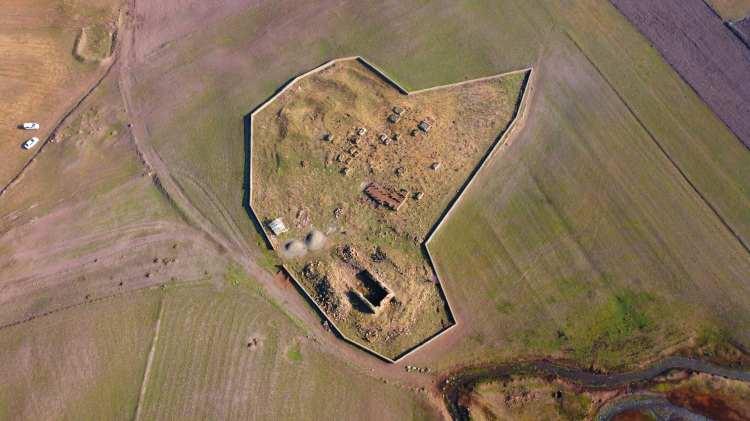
[440,356,750,420]
[595,393,708,421]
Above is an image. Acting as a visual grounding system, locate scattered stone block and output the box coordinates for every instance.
[371,246,387,262]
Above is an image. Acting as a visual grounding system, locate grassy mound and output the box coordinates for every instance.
[74,24,113,62]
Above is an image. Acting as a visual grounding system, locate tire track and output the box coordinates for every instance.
[118,0,243,266]
[171,168,250,256]
[0,283,160,332]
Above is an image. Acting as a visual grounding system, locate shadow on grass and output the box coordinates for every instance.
[242,113,273,250]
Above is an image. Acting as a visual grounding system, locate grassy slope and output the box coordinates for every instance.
[428,40,750,368]
[0,289,161,420]
[76,24,113,61]
[138,280,435,420]
[130,0,750,369]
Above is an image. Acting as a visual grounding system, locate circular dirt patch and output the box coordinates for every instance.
[281,240,307,258]
[305,230,327,251]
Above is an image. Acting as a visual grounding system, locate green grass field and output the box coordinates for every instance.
[130,0,750,371]
[136,280,435,420]
[0,289,161,420]
[427,35,750,368]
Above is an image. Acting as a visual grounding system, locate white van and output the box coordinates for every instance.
[22,137,39,149]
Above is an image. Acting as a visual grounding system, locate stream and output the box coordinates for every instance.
[441,356,750,420]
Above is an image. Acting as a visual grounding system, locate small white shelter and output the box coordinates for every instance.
[268,218,288,236]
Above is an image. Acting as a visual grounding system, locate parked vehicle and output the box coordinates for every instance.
[22,137,39,149]
[22,122,40,130]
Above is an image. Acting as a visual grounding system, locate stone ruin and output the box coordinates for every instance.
[363,182,406,211]
[349,270,394,315]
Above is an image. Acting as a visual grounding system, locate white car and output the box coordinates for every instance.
[22,137,39,150]
[22,122,40,130]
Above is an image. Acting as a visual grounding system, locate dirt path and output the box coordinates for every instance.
[133,293,164,421]
[117,1,252,264]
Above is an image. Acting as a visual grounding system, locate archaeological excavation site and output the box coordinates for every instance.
[249,57,528,359]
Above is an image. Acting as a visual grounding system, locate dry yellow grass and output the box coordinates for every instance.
[0,0,120,186]
[251,59,525,358]
[469,377,592,420]
[74,24,114,61]
[705,0,750,20]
